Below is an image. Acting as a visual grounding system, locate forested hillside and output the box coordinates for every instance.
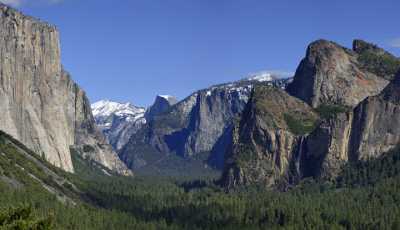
[1,130,400,229]
[0,3,399,230]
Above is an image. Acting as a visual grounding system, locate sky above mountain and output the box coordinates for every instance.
[7,0,400,107]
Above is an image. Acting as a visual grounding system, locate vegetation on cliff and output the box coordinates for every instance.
[353,39,400,80]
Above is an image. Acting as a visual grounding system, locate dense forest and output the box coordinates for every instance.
[1,130,400,229]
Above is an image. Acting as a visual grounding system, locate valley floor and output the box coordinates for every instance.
[1,136,400,229]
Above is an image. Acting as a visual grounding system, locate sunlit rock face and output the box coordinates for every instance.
[0,4,130,175]
[222,39,400,189]
[287,39,391,109]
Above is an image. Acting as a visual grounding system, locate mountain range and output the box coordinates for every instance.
[223,39,400,188]
[92,74,291,177]
[92,39,400,189]
[1,3,400,229]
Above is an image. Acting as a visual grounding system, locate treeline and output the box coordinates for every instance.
[1,144,400,229]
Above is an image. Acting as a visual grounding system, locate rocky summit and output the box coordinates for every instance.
[0,4,130,175]
[87,38,400,187]
[145,95,178,120]
[221,39,400,188]
[116,75,291,174]
[222,86,318,188]
[286,39,395,108]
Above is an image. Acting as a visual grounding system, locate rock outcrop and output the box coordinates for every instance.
[120,81,253,170]
[145,95,178,120]
[0,4,130,175]
[286,39,393,108]
[349,71,400,161]
[300,40,400,179]
[304,70,400,180]
[119,77,292,172]
[221,86,318,188]
[222,39,400,188]
[302,111,353,179]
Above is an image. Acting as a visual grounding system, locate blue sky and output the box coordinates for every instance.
[5,0,400,107]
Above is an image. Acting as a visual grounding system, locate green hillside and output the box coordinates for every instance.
[1,130,400,229]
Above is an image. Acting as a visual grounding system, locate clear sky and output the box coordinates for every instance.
[5,0,400,107]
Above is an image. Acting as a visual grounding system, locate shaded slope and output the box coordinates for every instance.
[119,78,291,177]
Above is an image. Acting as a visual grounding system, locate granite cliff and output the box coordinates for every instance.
[222,86,318,188]
[222,39,400,188]
[145,95,178,121]
[0,4,130,175]
[286,39,396,108]
[119,75,291,173]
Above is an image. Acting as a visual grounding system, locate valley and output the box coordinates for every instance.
[0,2,399,229]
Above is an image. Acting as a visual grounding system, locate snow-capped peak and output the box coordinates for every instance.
[91,100,145,118]
[91,100,147,151]
[247,72,275,82]
[246,70,293,82]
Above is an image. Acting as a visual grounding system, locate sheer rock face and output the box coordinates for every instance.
[303,112,354,179]
[0,4,130,175]
[287,39,390,108]
[120,82,253,170]
[221,86,318,188]
[349,73,400,161]
[222,40,400,189]
[145,95,178,121]
[299,41,400,179]
[120,79,291,170]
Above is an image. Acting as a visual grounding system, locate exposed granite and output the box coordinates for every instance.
[120,79,291,171]
[287,39,390,108]
[221,86,318,188]
[221,40,400,189]
[0,4,130,175]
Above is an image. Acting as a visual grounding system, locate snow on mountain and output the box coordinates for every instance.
[92,100,145,120]
[91,72,292,152]
[91,100,146,150]
[247,72,276,82]
[119,72,293,172]
[201,70,293,102]
[246,70,294,82]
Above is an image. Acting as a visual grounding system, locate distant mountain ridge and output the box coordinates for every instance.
[90,38,400,188]
[92,72,292,159]
[92,100,146,120]
[103,73,293,176]
[91,100,146,151]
